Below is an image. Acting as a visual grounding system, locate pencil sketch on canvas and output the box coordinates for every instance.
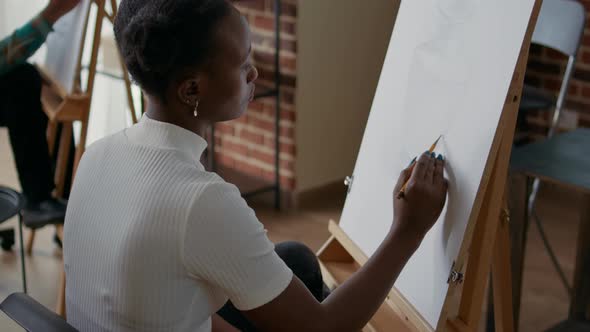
[400,0,482,161]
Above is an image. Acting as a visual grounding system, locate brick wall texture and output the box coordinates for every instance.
[214,0,298,191]
[525,1,590,133]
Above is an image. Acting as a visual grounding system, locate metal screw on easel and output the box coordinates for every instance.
[501,208,511,226]
[448,270,465,284]
[447,262,464,284]
[344,176,354,193]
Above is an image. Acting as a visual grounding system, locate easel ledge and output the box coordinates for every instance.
[317,220,430,332]
[316,0,542,331]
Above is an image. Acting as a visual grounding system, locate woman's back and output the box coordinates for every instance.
[63,116,292,331]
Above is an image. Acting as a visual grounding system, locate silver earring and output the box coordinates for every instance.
[193,100,199,118]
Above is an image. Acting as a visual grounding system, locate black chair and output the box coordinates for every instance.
[0,225,15,251]
[0,293,78,332]
[0,186,27,293]
[510,128,590,330]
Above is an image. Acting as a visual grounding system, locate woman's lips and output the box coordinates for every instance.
[249,86,256,101]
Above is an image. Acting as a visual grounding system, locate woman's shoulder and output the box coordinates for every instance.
[186,171,241,199]
[75,131,127,169]
[180,171,255,217]
[83,130,127,155]
[183,172,259,232]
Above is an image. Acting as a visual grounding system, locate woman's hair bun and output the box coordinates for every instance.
[122,12,180,75]
[114,0,230,100]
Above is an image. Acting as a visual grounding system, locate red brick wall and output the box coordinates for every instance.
[524,1,590,132]
[214,0,298,191]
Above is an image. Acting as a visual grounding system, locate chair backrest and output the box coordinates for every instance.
[0,293,78,332]
[532,0,586,56]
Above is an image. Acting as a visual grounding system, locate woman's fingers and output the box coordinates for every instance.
[434,155,445,185]
[411,151,432,182]
[424,153,436,183]
[394,166,413,193]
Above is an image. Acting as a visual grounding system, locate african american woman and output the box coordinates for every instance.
[63,1,449,331]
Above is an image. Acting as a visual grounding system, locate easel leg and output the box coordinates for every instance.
[509,174,530,329]
[486,280,496,332]
[492,203,515,332]
[108,0,138,125]
[56,225,66,317]
[55,123,73,198]
[73,120,88,177]
[25,230,36,256]
[486,196,518,332]
[56,263,66,317]
[46,121,58,155]
[457,154,506,329]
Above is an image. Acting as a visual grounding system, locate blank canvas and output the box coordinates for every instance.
[339,0,536,327]
[44,0,90,93]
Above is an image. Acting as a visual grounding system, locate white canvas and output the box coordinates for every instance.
[44,0,90,93]
[339,0,536,327]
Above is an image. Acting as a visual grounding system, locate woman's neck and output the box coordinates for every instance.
[145,97,210,137]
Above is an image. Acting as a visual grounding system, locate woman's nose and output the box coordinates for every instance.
[248,66,259,83]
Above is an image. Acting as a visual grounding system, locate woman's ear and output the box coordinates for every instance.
[177,76,202,105]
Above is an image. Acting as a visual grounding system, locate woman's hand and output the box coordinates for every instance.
[392,151,448,239]
[42,0,81,25]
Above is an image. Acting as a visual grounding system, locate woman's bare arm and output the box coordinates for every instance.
[244,153,448,332]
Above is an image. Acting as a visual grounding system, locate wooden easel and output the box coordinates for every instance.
[317,1,542,331]
[25,0,138,256]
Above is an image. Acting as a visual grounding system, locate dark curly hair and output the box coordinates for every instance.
[114,0,231,100]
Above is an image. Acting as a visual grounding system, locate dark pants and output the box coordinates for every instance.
[0,64,55,205]
[217,241,327,331]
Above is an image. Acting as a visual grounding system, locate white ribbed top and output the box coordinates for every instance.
[63,115,292,332]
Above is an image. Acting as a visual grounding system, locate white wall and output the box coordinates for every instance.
[295,0,399,193]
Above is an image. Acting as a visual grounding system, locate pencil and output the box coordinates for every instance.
[396,135,442,199]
